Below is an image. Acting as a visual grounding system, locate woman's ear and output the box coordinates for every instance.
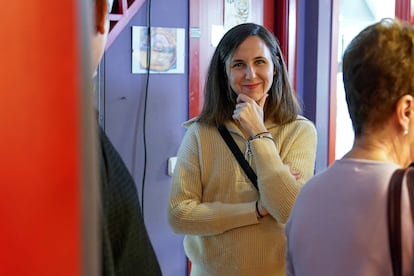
[95,0,108,34]
[396,94,414,132]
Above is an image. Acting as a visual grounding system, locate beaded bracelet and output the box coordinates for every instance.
[249,131,274,141]
[256,201,264,218]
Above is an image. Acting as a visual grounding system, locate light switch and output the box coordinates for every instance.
[168,156,177,176]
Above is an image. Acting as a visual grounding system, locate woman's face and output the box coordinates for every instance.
[226,35,275,102]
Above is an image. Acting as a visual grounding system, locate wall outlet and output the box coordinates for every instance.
[168,156,177,176]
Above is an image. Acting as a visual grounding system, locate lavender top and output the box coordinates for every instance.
[286,159,414,276]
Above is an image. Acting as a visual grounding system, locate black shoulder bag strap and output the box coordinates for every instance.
[217,125,258,191]
[387,167,414,276]
[388,169,404,276]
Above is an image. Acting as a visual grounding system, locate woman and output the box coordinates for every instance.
[285,18,414,276]
[168,23,317,276]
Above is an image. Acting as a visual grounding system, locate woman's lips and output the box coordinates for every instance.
[243,83,261,89]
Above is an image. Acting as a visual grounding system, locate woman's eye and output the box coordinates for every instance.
[256,59,265,65]
[233,63,244,68]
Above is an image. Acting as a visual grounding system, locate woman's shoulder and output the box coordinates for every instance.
[182,117,216,135]
[182,117,198,129]
[289,115,316,134]
[293,115,316,127]
[269,115,316,135]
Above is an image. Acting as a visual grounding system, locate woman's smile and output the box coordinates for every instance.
[242,83,261,90]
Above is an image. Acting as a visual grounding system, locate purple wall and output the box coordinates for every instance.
[296,0,333,173]
[102,1,189,275]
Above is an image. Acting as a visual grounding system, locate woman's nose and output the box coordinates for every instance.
[245,65,256,79]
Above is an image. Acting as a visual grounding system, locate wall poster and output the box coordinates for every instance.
[224,0,252,31]
[132,26,185,74]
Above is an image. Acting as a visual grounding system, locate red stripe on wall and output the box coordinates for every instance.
[329,0,340,165]
[395,0,411,21]
[189,0,201,119]
[263,0,275,32]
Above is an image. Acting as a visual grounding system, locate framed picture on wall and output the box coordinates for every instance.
[224,0,252,31]
[132,26,185,74]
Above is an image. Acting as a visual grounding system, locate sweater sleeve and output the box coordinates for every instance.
[249,118,317,223]
[168,124,259,236]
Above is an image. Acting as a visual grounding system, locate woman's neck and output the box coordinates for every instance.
[342,135,401,164]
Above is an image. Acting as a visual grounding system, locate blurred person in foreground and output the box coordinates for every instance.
[168,22,317,276]
[285,18,414,276]
[91,0,162,275]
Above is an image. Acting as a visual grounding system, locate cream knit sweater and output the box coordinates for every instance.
[168,116,317,276]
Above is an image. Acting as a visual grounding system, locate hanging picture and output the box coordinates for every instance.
[224,0,252,31]
[132,26,185,74]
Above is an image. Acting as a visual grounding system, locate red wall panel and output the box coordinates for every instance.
[0,1,82,275]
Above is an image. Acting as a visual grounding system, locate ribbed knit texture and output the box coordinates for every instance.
[99,127,162,276]
[168,116,317,276]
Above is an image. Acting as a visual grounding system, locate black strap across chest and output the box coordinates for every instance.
[218,125,258,190]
